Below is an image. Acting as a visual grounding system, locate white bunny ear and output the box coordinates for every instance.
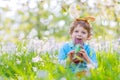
[69,3,80,19]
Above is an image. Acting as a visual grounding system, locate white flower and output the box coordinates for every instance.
[2,42,17,54]
[32,56,42,63]
[32,67,37,72]
[16,59,21,64]
[27,28,38,39]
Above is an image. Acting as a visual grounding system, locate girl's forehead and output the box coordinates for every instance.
[73,25,88,32]
[74,25,86,29]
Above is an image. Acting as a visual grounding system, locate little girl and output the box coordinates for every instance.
[58,17,98,75]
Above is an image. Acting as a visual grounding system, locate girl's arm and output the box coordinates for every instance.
[77,49,97,68]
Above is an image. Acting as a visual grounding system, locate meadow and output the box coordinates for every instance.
[0,38,119,80]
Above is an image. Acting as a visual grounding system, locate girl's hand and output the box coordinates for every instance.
[67,50,74,62]
[67,50,80,64]
[77,49,91,63]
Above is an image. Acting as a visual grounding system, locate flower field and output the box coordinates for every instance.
[0,0,120,80]
[0,39,120,80]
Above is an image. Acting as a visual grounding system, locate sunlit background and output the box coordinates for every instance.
[0,0,120,42]
[0,0,120,80]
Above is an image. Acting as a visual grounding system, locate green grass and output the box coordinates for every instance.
[0,46,120,80]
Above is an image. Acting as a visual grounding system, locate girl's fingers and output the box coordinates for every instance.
[80,49,86,53]
[79,49,87,56]
[68,51,74,56]
[69,50,75,55]
[72,58,80,64]
[77,52,83,57]
[68,50,75,61]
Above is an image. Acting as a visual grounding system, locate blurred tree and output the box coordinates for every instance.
[0,0,120,41]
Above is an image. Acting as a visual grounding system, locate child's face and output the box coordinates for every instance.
[71,25,90,44]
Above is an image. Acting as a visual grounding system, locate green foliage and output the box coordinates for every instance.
[0,47,120,80]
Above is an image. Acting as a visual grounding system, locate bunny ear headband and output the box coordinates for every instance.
[76,16,95,22]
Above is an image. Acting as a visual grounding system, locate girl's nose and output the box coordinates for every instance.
[77,33,82,37]
[78,32,82,36]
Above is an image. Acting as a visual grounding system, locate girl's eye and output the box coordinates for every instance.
[82,31,86,34]
[75,30,78,33]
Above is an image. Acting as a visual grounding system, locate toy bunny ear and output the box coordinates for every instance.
[76,18,86,21]
[84,16,95,22]
[76,16,95,22]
